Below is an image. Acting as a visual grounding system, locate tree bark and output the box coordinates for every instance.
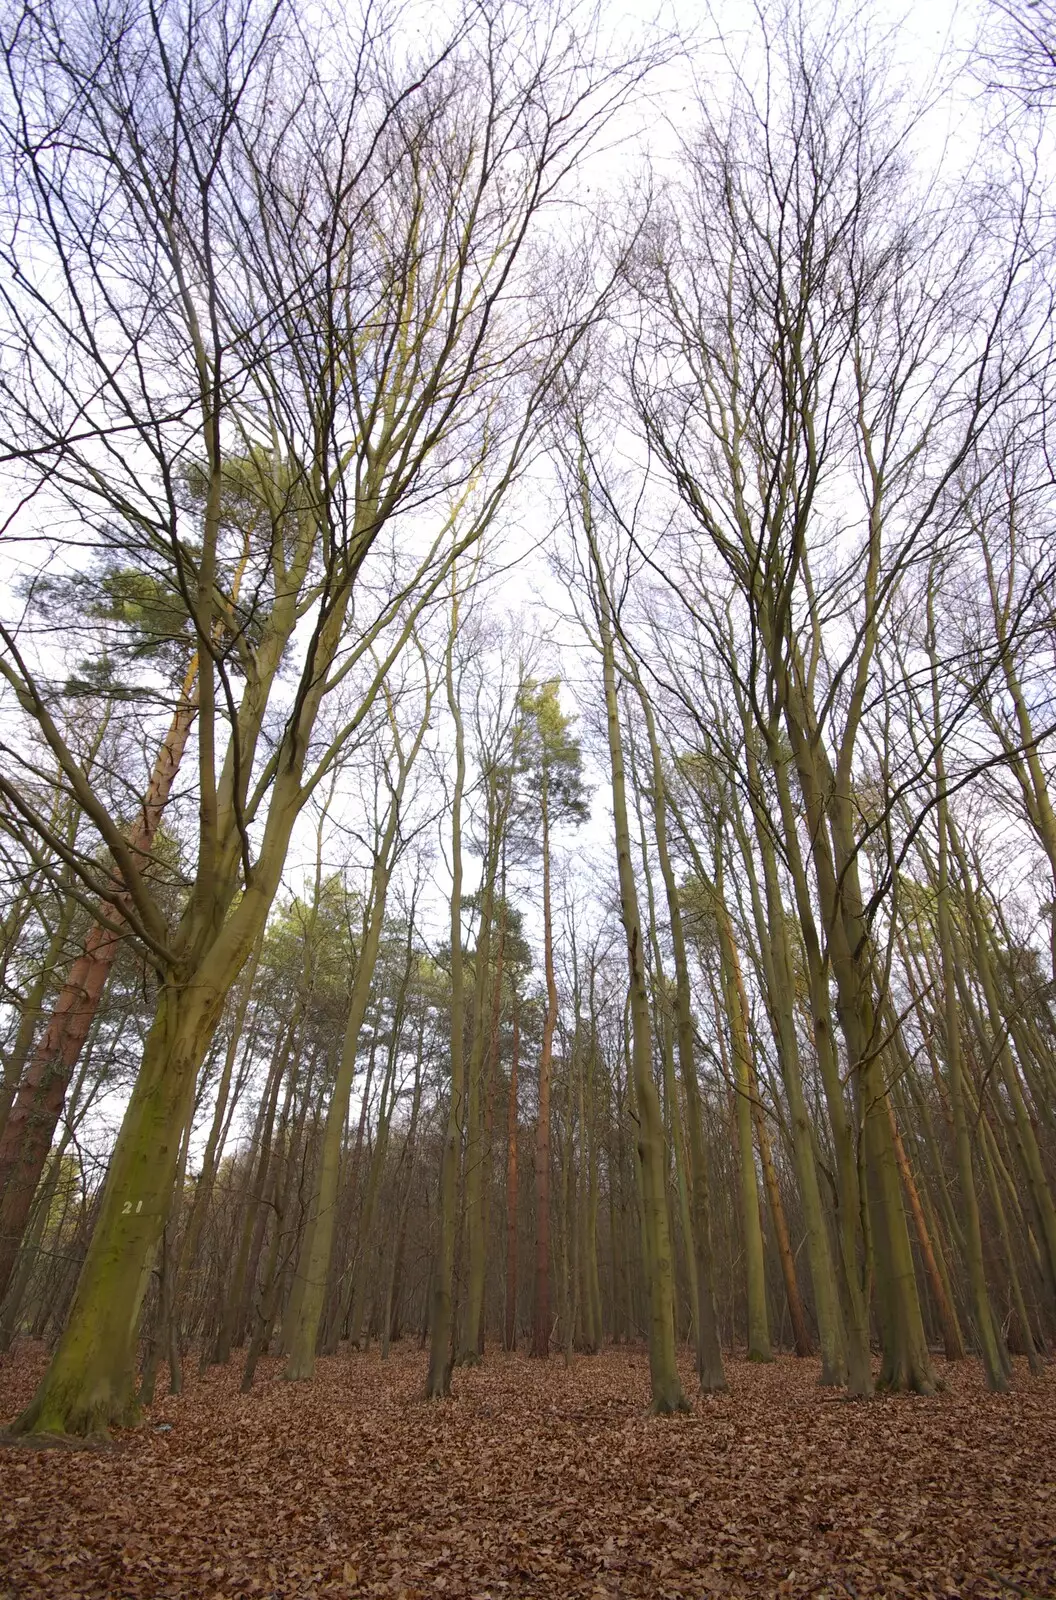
[0,685,198,1308]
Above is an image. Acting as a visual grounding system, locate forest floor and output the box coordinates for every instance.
[0,1342,1053,1600]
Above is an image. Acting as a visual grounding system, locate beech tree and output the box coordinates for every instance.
[518,678,588,1359]
[2,0,1055,1443]
[623,0,1049,1392]
[0,0,646,1435]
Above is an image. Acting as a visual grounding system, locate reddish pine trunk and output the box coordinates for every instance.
[0,690,196,1306]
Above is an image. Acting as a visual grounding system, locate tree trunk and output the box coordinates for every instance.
[12,975,221,1436]
[0,688,198,1307]
[460,805,499,1364]
[284,858,396,1381]
[589,520,687,1414]
[426,586,467,1399]
[504,988,520,1352]
[532,777,557,1360]
[741,761,846,1383]
[0,884,78,1142]
[771,753,872,1396]
[714,882,772,1363]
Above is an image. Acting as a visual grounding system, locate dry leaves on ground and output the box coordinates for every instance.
[1,1342,1053,1599]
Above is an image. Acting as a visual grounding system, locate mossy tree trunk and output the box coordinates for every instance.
[791,713,935,1395]
[0,685,198,1308]
[13,974,225,1436]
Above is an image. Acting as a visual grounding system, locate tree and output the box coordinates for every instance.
[1,0,642,1436]
[624,0,1047,1391]
[575,453,688,1413]
[284,665,433,1381]
[0,552,208,1309]
[518,677,589,1360]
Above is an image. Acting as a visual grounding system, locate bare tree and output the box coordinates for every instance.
[0,0,647,1435]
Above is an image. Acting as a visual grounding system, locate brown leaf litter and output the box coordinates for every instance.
[1,1342,1053,1598]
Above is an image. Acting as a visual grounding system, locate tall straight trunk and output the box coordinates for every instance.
[560,1014,579,1361]
[657,994,695,1342]
[877,961,965,1364]
[713,876,772,1363]
[427,587,467,1399]
[504,988,520,1351]
[588,519,687,1414]
[717,878,809,1357]
[347,1002,406,1349]
[609,1060,630,1343]
[577,1005,600,1353]
[476,901,506,1357]
[172,930,265,1356]
[461,802,500,1363]
[739,751,846,1383]
[771,753,872,1395]
[532,777,557,1360]
[782,692,934,1392]
[899,938,972,1271]
[966,1037,1050,1314]
[211,1013,294,1366]
[884,1089,965,1363]
[242,1048,318,1392]
[979,1111,1041,1374]
[582,990,604,1353]
[287,684,428,1378]
[0,682,198,1308]
[638,703,725,1391]
[284,862,398,1380]
[749,1066,811,1357]
[319,1017,380,1354]
[629,733,698,1358]
[950,819,1056,1312]
[381,1009,425,1360]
